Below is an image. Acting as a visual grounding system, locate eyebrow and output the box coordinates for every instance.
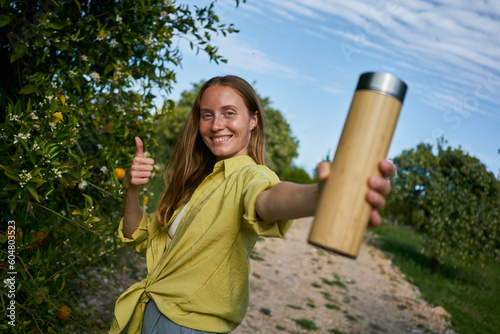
[200,105,239,113]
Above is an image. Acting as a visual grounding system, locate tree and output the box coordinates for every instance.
[155,80,309,181]
[384,139,500,271]
[0,1,242,332]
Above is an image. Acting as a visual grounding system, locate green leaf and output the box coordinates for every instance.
[10,43,27,63]
[30,177,47,184]
[49,21,66,30]
[0,15,11,27]
[53,42,69,50]
[19,84,36,95]
[104,64,114,75]
[0,164,16,174]
[74,0,82,12]
[9,200,17,214]
[26,185,40,202]
[82,193,93,207]
[5,172,20,181]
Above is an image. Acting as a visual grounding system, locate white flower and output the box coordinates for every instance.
[90,72,100,81]
[97,143,103,150]
[100,166,108,174]
[81,55,88,61]
[13,132,30,144]
[68,69,78,78]
[144,36,154,46]
[116,15,122,23]
[109,39,118,48]
[78,180,88,190]
[51,82,58,88]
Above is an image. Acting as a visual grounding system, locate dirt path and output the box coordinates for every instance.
[233,217,455,334]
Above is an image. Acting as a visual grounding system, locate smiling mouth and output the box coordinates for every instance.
[212,135,232,142]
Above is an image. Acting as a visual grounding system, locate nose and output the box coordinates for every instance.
[211,114,225,132]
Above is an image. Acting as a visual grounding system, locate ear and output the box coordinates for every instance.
[250,111,258,130]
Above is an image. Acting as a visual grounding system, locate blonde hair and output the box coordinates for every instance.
[156,75,267,229]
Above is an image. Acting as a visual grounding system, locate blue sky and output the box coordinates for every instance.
[167,0,500,177]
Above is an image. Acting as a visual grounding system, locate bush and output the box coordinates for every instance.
[0,1,241,332]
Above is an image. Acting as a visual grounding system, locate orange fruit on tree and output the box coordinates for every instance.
[57,304,71,321]
[115,168,126,180]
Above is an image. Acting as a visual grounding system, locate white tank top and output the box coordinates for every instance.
[166,202,189,249]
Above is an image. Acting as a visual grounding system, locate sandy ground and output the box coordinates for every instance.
[92,217,456,333]
[233,217,456,334]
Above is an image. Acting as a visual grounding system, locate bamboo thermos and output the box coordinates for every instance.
[308,72,408,258]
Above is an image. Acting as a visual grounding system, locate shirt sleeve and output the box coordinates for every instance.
[117,211,152,253]
[242,166,293,238]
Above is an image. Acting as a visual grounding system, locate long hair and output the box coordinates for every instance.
[155,75,267,229]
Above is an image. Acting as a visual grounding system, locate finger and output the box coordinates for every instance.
[130,171,152,179]
[367,210,382,228]
[366,189,386,211]
[316,161,331,181]
[132,157,155,167]
[368,176,391,196]
[379,159,396,178]
[135,137,144,158]
[131,177,150,185]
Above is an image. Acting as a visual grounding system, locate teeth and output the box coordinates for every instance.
[213,136,231,142]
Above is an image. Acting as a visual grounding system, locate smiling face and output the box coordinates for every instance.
[199,85,258,161]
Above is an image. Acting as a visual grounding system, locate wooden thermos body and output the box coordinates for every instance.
[308,72,407,258]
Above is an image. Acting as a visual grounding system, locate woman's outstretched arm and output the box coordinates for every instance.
[255,160,395,227]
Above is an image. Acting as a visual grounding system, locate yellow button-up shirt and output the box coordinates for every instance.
[110,155,292,333]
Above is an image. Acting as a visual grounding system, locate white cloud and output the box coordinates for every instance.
[256,0,500,116]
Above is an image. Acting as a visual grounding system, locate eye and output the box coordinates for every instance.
[201,113,213,120]
[224,111,236,117]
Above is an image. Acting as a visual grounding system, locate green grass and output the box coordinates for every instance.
[249,250,265,261]
[371,224,500,334]
[293,318,319,330]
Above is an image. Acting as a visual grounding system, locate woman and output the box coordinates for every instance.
[110,75,394,334]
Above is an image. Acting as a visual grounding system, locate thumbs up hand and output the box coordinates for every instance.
[125,137,155,190]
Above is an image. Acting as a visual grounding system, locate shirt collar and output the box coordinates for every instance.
[213,155,258,178]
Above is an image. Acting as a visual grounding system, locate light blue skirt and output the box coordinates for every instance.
[142,300,228,334]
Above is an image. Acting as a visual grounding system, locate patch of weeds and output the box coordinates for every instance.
[311,258,319,262]
[252,273,261,279]
[311,282,321,288]
[249,250,265,261]
[415,313,427,319]
[320,291,335,302]
[306,298,316,308]
[342,296,351,304]
[293,318,319,330]
[275,325,287,331]
[416,323,433,333]
[321,277,347,290]
[397,304,408,310]
[343,311,358,322]
[257,236,265,242]
[325,303,340,310]
[287,304,302,310]
[328,330,346,334]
